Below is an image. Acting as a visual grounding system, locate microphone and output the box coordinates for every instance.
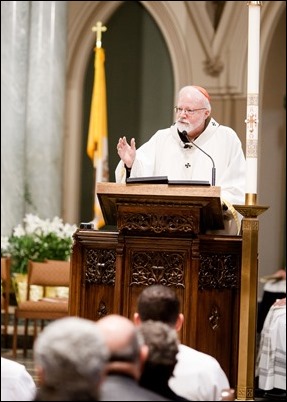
[182,130,216,186]
[184,143,193,149]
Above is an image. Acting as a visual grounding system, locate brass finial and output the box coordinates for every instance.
[247,1,263,6]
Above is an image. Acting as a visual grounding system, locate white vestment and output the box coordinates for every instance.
[115,119,246,233]
[256,304,286,391]
[1,357,37,401]
[115,118,246,207]
[168,344,230,401]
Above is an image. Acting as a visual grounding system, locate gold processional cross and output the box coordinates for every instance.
[92,21,107,48]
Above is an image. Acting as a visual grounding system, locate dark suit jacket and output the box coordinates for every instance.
[99,373,171,401]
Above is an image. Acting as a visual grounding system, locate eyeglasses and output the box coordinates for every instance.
[174,107,207,116]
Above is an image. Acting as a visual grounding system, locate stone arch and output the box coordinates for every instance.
[63,1,285,223]
[63,1,191,222]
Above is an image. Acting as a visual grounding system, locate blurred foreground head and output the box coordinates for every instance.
[96,314,148,380]
[33,316,110,400]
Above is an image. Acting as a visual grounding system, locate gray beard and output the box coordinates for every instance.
[176,121,190,133]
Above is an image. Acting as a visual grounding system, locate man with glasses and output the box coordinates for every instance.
[115,85,246,234]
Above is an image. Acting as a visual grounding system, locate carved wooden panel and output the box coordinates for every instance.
[196,235,242,388]
[120,236,196,348]
[69,230,118,321]
[70,229,241,389]
[85,248,116,285]
[117,203,200,235]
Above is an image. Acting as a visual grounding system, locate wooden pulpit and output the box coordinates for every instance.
[69,182,242,388]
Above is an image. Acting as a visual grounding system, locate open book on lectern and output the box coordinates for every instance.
[126,176,210,186]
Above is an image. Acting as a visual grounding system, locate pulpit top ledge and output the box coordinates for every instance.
[96,182,224,231]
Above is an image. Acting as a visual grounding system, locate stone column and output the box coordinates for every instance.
[25,1,67,218]
[1,1,30,235]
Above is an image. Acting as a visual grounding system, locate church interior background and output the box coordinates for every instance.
[1,1,286,301]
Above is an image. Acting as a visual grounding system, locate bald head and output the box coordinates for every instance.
[178,86,211,112]
[96,315,148,380]
[96,314,136,354]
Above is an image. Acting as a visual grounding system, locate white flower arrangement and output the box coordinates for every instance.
[1,214,77,274]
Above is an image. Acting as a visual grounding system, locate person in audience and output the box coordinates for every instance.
[257,268,286,334]
[138,320,189,401]
[33,316,110,401]
[96,314,170,401]
[1,356,37,401]
[134,284,230,401]
[256,297,286,399]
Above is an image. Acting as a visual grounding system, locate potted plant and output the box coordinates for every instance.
[1,214,77,302]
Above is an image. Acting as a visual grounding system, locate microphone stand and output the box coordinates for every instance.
[182,131,216,186]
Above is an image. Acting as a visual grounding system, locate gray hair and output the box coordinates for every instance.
[34,316,110,391]
[138,320,179,365]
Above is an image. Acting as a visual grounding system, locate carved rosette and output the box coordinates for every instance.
[85,248,116,285]
[130,250,185,288]
[208,304,220,330]
[199,253,239,290]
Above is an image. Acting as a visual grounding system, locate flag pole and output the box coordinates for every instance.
[87,21,109,229]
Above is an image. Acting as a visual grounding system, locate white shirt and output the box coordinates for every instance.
[1,357,37,401]
[256,304,286,390]
[115,119,246,207]
[264,279,286,293]
[168,344,230,401]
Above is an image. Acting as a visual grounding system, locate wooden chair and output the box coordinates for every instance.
[12,259,70,357]
[1,257,11,340]
[45,259,70,297]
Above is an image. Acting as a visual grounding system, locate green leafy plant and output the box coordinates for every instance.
[1,214,77,274]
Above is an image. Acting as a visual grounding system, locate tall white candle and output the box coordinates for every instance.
[245,2,262,196]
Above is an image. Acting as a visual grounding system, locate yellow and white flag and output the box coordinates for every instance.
[87,46,109,229]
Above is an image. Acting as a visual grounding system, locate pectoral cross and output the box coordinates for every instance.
[92,21,107,48]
